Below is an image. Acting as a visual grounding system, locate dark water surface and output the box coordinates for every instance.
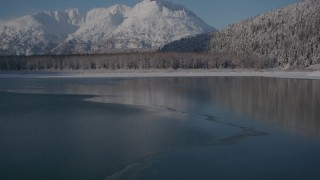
[0,77,320,180]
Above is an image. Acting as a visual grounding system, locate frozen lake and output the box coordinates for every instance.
[0,76,320,179]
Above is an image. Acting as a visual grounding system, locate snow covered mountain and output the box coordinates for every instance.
[0,0,215,55]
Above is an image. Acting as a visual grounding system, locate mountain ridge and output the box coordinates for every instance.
[0,0,215,56]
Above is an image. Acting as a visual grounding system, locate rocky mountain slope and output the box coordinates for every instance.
[0,0,215,55]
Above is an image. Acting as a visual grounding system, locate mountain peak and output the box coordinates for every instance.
[139,0,185,11]
[108,4,131,15]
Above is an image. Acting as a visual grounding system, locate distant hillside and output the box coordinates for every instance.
[160,33,211,52]
[162,0,320,69]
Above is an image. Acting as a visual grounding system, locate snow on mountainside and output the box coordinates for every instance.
[0,0,215,55]
[111,0,213,48]
[52,4,133,54]
[0,9,84,55]
[53,0,215,54]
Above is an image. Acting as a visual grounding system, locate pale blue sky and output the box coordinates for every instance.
[0,0,300,29]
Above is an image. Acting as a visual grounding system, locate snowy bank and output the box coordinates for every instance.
[1,70,320,80]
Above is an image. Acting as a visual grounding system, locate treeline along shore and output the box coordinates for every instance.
[0,52,273,71]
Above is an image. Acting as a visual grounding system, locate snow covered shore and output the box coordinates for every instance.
[1,69,320,80]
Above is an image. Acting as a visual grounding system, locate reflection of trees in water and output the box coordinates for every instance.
[121,77,320,138]
[102,77,320,138]
[76,77,320,138]
[206,77,320,138]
